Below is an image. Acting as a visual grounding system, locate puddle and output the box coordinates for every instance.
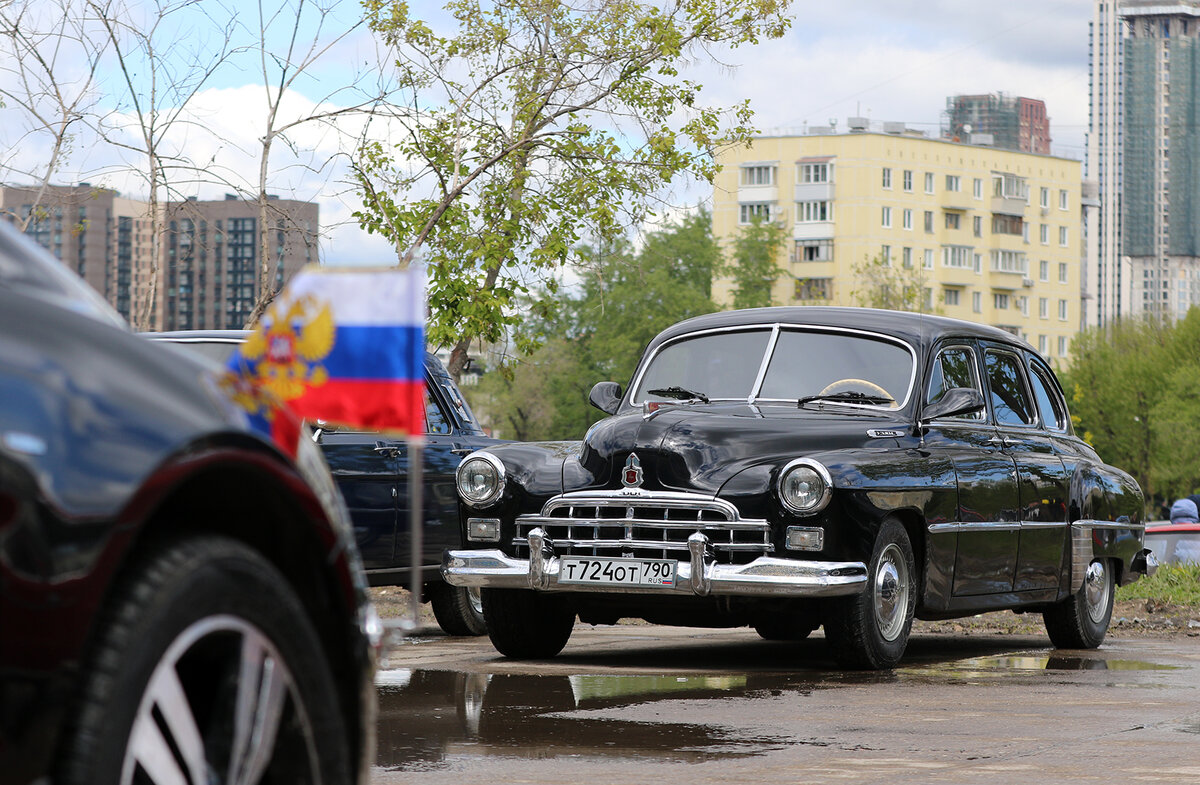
[901,654,1180,676]
[374,670,796,770]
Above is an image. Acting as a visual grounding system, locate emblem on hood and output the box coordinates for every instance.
[622,453,644,489]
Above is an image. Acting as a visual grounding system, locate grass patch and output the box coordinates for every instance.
[1116,562,1200,605]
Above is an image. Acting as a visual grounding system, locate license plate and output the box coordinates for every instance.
[559,556,676,587]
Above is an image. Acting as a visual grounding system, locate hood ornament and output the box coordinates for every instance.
[622,453,644,489]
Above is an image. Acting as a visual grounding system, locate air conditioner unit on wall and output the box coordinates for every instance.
[1022,278,1034,287]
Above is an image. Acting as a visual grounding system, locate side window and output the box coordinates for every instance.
[926,344,984,420]
[984,349,1035,427]
[425,390,452,435]
[1028,360,1067,431]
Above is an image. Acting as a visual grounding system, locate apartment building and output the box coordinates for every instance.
[713,122,1083,365]
[0,184,317,330]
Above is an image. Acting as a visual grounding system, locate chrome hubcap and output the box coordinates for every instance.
[467,586,484,615]
[1084,561,1111,624]
[120,615,317,785]
[874,543,910,642]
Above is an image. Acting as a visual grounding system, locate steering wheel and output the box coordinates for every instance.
[818,378,892,399]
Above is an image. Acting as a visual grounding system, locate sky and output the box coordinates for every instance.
[0,0,1097,266]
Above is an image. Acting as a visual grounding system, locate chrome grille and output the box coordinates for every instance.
[513,490,771,564]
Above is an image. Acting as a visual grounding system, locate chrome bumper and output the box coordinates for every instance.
[442,528,868,598]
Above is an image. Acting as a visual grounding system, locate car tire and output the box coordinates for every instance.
[57,536,352,785]
[429,582,488,636]
[1042,559,1114,649]
[481,588,575,659]
[823,518,916,670]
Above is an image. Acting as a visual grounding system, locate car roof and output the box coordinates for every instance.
[145,329,446,371]
[646,306,1027,356]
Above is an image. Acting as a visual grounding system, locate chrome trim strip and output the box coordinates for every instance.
[748,324,782,402]
[509,537,770,553]
[929,518,1144,536]
[518,516,769,532]
[443,547,869,599]
[539,489,750,520]
[1072,518,1145,532]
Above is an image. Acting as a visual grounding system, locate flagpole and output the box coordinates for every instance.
[407,434,424,630]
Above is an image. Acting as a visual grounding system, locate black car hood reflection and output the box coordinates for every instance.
[575,402,907,495]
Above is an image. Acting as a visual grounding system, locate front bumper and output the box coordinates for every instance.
[442,528,868,598]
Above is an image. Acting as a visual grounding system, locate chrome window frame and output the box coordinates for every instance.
[627,323,918,412]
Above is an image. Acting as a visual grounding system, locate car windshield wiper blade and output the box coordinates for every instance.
[798,391,894,407]
[647,386,710,403]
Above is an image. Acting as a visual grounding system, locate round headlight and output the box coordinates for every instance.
[777,459,832,514]
[456,452,505,508]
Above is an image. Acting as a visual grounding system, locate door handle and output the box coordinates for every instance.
[373,441,400,457]
[987,435,1013,448]
[451,448,474,456]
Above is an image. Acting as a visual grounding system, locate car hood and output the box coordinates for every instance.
[573,402,909,495]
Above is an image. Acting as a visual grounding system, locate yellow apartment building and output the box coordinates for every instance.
[712,124,1083,366]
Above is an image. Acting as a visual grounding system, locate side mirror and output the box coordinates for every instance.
[921,387,985,423]
[588,381,623,415]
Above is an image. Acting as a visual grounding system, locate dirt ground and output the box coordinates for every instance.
[369,587,1200,639]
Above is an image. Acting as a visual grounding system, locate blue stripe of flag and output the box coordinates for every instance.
[321,324,424,381]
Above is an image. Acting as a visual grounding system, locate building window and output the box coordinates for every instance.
[796,200,831,222]
[741,165,775,186]
[1018,295,1029,316]
[1039,297,1049,318]
[924,210,934,233]
[1038,335,1048,353]
[903,208,913,230]
[991,250,1028,274]
[943,288,960,306]
[942,245,973,269]
[944,212,961,230]
[973,215,982,237]
[881,245,891,265]
[882,206,892,228]
[924,249,935,269]
[799,162,831,183]
[1059,226,1068,246]
[1059,189,1068,210]
[973,178,983,199]
[1040,187,1050,208]
[903,170,913,191]
[945,175,961,192]
[973,291,982,312]
[1040,224,1049,244]
[924,172,935,193]
[992,214,1023,235]
[740,203,773,224]
[882,167,892,189]
[1058,262,1068,283]
[1058,299,1068,320]
[993,173,1029,200]
[902,246,913,268]
[973,253,983,273]
[794,239,833,262]
[795,277,831,301]
[994,293,1010,310]
[1040,259,1049,281]
[1058,336,1068,356]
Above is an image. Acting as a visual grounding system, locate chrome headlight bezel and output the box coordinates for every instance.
[776,458,833,515]
[456,450,506,508]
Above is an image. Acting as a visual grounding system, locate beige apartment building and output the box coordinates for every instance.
[712,123,1084,366]
[1,184,317,330]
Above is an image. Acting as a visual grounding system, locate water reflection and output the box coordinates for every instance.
[374,670,792,770]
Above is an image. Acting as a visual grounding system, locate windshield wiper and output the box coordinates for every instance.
[647,386,710,403]
[798,391,894,407]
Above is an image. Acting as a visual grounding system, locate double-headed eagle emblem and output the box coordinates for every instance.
[231,294,336,411]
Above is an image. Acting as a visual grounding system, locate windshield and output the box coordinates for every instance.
[631,326,915,409]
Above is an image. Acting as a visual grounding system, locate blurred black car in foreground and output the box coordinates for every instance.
[0,223,377,783]
[446,306,1157,669]
[151,331,500,636]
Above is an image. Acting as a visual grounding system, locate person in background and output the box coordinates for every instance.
[1170,497,1199,525]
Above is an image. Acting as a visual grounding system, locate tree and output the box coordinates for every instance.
[87,0,238,329]
[849,252,938,313]
[353,0,792,378]
[724,214,786,309]
[471,207,720,440]
[0,1,108,230]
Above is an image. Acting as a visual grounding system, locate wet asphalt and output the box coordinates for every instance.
[371,623,1200,784]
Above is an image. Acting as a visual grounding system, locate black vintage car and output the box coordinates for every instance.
[0,223,378,783]
[444,307,1156,669]
[150,331,500,636]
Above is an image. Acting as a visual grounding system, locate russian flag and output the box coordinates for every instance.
[227,266,426,446]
